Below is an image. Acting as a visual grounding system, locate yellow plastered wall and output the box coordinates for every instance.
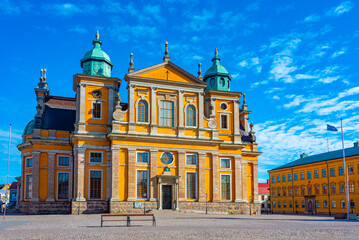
[118,149,128,200]
[85,85,109,125]
[205,154,213,201]
[247,163,254,202]
[39,169,48,201]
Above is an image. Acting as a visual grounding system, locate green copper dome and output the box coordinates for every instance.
[204,49,232,91]
[80,31,113,77]
[23,119,35,135]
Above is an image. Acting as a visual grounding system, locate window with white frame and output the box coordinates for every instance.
[92,102,102,119]
[137,152,148,163]
[137,170,148,199]
[160,100,174,127]
[332,200,336,208]
[220,158,231,168]
[25,174,33,200]
[340,200,345,208]
[324,200,328,208]
[186,154,197,165]
[186,172,196,199]
[25,157,33,168]
[89,170,102,199]
[220,114,228,129]
[58,156,70,166]
[186,105,196,127]
[90,152,102,163]
[138,100,148,123]
[221,175,230,200]
[57,173,69,199]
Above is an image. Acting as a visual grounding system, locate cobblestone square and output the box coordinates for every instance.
[0,211,358,239]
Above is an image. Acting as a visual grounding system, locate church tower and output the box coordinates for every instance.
[203,49,232,91]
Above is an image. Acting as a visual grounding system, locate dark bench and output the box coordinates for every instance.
[101,214,156,227]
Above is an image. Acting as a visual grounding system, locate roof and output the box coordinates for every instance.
[9,182,17,189]
[81,39,113,68]
[203,51,231,80]
[270,146,359,171]
[258,182,270,194]
[41,106,76,132]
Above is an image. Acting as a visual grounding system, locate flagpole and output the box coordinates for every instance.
[3,124,11,220]
[340,118,349,220]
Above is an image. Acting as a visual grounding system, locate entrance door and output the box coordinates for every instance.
[308,200,312,213]
[162,185,172,209]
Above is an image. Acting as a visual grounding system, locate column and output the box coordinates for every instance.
[150,87,157,135]
[241,160,248,202]
[175,181,179,210]
[127,148,136,201]
[111,148,120,200]
[198,153,206,201]
[128,84,136,133]
[253,162,259,203]
[46,152,56,201]
[31,152,40,201]
[69,155,73,200]
[198,92,205,138]
[74,148,86,201]
[108,87,114,126]
[158,182,162,210]
[150,150,158,201]
[106,150,112,200]
[178,151,185,201]
[233,100,240,143]
[234,155,243,202]
[212,154,219,202]
[178,90,184,137]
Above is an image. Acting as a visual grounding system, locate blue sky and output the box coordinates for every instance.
[0,0,358,184]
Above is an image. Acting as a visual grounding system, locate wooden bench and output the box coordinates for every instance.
[101,214,156,227]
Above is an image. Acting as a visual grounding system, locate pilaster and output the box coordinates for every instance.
[212,154,219,202]
[46,152,56,201]
[233,100,241,143]
[77,83,86,133]
[31,152,40,201]
[178,90,184,137]
[241,160,248,202]
[234,155,243,202]
[106,150,112,200]
[127,148,136,201]
[128,84,135,133]
[178,151,185,200]
[111,148,120,200]
[253,162,259,203]
[198,153,206,201]
[74,148,86,201]
[150,87,157,135]
[150,150,158,201]
[198,92,205,138]
[108,87,115,129]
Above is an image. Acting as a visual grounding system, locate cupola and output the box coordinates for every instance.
[203,49,232,91]
[80,31,113,77]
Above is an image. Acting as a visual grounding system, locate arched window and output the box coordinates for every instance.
[186,105,196,126]
[278,201,281,208]
[323,200,328,208]
[289,201,292,208]
[138,100,148,122]
[295,201,298,208]
[161,152,174,165]
[220,78,225,87]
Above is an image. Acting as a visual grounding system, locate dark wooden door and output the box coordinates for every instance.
[308,200,312,212]
[162,185,172,209]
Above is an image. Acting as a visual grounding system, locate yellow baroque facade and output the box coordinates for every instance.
[17,34,261,214]
[268,143,359,216]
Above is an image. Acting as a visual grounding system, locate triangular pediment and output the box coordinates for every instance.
[126,61,207,86]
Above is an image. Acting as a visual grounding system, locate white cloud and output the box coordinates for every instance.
[193,55,203,60]
[304,14,320,22]
[238,57,262,73]
[42,3,95,16]
[327,1,353,16]
[331,47,347,58]
[270,56,297,83]
[318,76,340,83]
[283,95,306,108]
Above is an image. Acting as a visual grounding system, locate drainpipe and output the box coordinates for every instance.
[325,160,331,216]
[291,167,294,214]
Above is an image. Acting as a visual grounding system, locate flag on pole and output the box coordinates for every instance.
[327,124,338,132]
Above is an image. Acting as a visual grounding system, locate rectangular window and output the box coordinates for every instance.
[302,201,305,208]
[308,186,312,195]
[330,168,335,176]
[277,189,281,196]
[137,170,148,199]
[186,172,196,199]
[58,156,70,166]
[301,187,305,196]
[348,165,354,174]
[288,174,292,181]
[341,200,345,209]
[332,200,336,208]
[220,115,228,129]
[349,183,354,193]
[300,172,304,180]
[283,189,286,196]
[294,173,298,181]
[272,189,275,197]
[220,158,231,169]
[295,188,298,196]
[272,176,275,183]
[307,171,311,179]
[324,200,328,208]
[289,188,292,196]
[92,102,102,119]
[277,176,280,183]
[57,173,69,199]
[331,185,336,194]
[315,186,319,194]
[221,175,230,200]
[316,200,320,208]
[160,100,174,127]
[282,175,286,182]
[322,169,327,177]
[314,170,318,178]
[323,185,327,194]
[186,154,197,165]
[137,152,148,163]
[339,167,344,176]
[90,170,102,199]
[25,174,33,200]
[90,152,102,163]
[25,158,33,168]
[339,184,345,194]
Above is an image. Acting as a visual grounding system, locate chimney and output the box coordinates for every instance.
[300,153,308,159]
[354,141,359,148]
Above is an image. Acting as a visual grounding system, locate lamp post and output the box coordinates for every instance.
[205,193,208,214]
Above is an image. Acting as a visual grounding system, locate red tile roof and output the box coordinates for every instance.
[258,181,269,194]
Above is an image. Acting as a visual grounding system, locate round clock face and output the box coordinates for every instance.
[92,89,102,98]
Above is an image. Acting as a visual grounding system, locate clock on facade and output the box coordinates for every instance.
[92,89,102,98]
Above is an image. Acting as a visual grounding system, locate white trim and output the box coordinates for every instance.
[220,114,229,130]
[185,153,197,166]
[220,157,231,169]
[88,169,103,200]
[89,151,103,163]
[160,151,175,165]
[136,151,149,163]
[91,101,102,120]
[219,173,232,200]
[56,171,70,200]
[135,98,150,123]
[57,155,70,167]
[25,156,33,169]
[185,171,198,200]
[220,102,228,111]
[24,173,33,200]
[184,103,198,127]
[135,169,149,200]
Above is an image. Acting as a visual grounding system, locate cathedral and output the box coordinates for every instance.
[17,32,261,214]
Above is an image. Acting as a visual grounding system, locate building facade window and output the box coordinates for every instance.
[278,201,281,208]
[316,200,320,208]
[220,115,228,129]
[90,152,102,163]
[301,187,305,196]
[307,171,311,179]
[324,200,328,208]
[57,173,69,199]
[277,176,280,183]
[323,185,328,194]
[137,152,148,163]
[300,172,304,180]
[348,165,354,174]
[314,170,318,178]
[277,189,281,196]
[90,170,102,199]
[295,188,298,196]
[186,154,197,165]
[349,183,354,193]
[289,201,292,208]
[138,100,148,123]
[340,200,345,208]
[330,168,335,176]
[282,175,286,182]
[295,201,298,208]
[283,201,287,208]
[186,172,197,199]
[322,169,327,177]
[331,185,336,194]
[339,166,344,176]
[273,201,275,208]
[272,176,275,183]
[92,102,102,119]
[350,200,355,209]
[289,188,292,196]
[25,174,33,200]
[308,186,312,195]
[294,173,298,181]
[302,200,305,208]
[272,189,275,197]
[220,158,231,169]
[25,158,33,168]
[339,184,345,194]
[161,152,174,165]
[58,156,70,166]
[315,186,319,194]
[288,174,292,181]
[186,105,196,127]
[221,175,230,200]
[283,188,287,196]
[137,170,148,199]
[160,100,174,127]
